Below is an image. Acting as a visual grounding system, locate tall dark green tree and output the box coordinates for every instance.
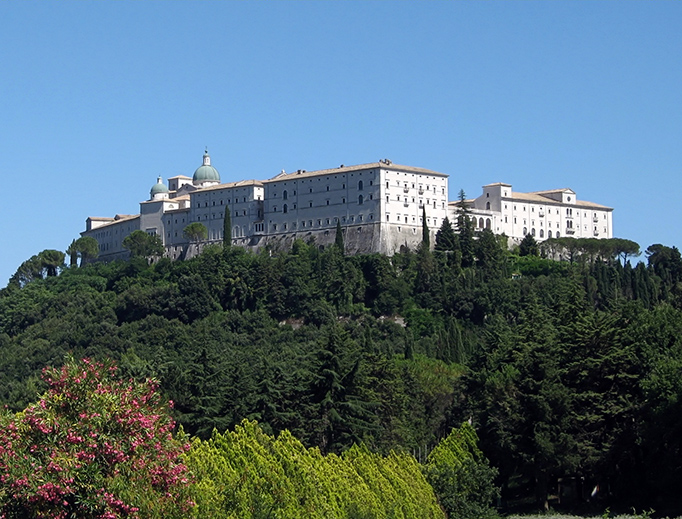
[334,220,345,254]
[456,190,475,268]
[435,217,457,253]
[223,206,232,250]
[421,206,430,250]
[519,233,539,256]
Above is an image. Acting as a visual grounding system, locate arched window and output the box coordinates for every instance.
[486,201,491,210]
[548,230,552,238]
[486,218,491,229]
[283,204,288,214]
[358,180,364,191]
[478,217,484,228]
[523,227,527,235]
[283,190,288,200]
[358,195,364,205]
[540,229,544,238]
[531,228,536,236]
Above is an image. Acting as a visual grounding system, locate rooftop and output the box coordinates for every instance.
[264,161,446,183]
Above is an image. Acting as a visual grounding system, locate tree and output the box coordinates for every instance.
[612,238,640,264]
[456,190,475,267]
[435,216,457,253]
[0,357,193,518]
[646,243,682,284]
[122,230,165,258]
[67,236,99,267]
[424,423,499,519]
[519,233,539,256]
[38,249,65,277]
[334,219,345,254]
[8,249,66,287]
[183,222,208,243]
[476,228,505,276]
[222,205,232,250]
[421,205,430,250]
[8,254,44,287]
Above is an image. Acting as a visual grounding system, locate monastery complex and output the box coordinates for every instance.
[82,151,613,260]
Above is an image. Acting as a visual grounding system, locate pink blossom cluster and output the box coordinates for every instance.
[0,358,194,518]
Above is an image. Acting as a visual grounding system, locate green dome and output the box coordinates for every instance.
[150,176,169,198]
[193,150,220,184]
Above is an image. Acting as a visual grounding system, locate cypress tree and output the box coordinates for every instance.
[223,205,232,250]
[334,220,344,254]
[421,206,430,249]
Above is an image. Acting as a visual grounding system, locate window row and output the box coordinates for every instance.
[270,214,374,231]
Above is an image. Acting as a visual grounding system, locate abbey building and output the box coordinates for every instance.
[81,151,613,259]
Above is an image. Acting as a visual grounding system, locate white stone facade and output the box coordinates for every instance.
[450,183,613,243]
[81,154,448,259]
[82,152,614,261]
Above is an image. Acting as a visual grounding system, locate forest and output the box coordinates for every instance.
[2,212,682,517]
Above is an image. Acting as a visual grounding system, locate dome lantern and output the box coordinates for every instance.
[150,176,170,200]
[193,148,220,186]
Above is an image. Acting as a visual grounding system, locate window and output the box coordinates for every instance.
[283,204,288,214]
[310,201,313,208]
[358,195,364,205]
[326,200,330,205]
[540,229,544,238]
[486,202,491,210]
[358,180,364,191]
[548,230,552,238]
[283,190,288,200]
[531,228,536,236]
[523,227,527,235]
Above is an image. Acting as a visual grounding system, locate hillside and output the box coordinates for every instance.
[2,226,682,515]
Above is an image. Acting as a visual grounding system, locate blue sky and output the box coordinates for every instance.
[1,1,681,286]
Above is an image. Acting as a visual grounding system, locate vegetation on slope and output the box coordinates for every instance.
[2,220,682,515]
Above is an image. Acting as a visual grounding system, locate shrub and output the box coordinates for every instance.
[0,357,193,518]
[424,422,500,519]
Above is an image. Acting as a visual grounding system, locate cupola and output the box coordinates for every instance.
[150,176,170,200]
[192,148,220,186]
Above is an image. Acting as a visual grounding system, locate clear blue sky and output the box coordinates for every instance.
[2,1,681,286]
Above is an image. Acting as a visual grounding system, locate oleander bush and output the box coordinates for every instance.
[0,358,193,519]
